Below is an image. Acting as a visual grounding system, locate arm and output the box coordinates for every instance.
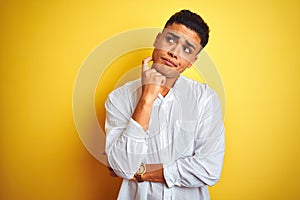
[111,87,224,187]
[142,164,165,183]
[140,89,224,185]
[162,88,225,187]
[105,95,148,179]
[105,57,166,179]
[132,57,166,130]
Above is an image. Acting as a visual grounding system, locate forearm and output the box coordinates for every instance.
[132,95,154,131]
[164,133,225,188]
[143,164,166,183]
[132,56,165,130]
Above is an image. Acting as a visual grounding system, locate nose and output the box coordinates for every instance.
[167,51,178,59]
[167,45,180,59]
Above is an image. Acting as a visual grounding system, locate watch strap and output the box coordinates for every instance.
[135,174,144,182]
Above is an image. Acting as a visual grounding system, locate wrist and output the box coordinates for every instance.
[143,164,165,183]
[135,163,146,182]
[139,95,155,107]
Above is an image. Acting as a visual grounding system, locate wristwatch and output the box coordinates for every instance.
[134,163,146,182]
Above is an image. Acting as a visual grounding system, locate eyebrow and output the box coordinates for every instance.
[185,40,196,50]
[166,32,180,40]
[166,32,196,50]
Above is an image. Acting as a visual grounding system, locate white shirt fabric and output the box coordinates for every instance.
[105,75,225,200]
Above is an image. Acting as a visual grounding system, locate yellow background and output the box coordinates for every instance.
[1,0,300,199]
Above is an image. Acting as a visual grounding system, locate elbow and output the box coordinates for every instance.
[112,169,135,180]
[206,175,220,187]
[108,163,136,180]
[106,153,136,180]
[206,168,223,186]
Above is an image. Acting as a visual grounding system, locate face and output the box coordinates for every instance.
[152,23,202,75]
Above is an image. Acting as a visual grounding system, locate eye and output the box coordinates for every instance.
[166,36,174,43]
[184,46,192,54]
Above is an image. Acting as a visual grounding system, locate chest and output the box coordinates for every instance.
[145,98,200,163]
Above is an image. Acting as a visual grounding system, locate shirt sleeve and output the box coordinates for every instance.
[105,90,148,179]
[164,87,225,188]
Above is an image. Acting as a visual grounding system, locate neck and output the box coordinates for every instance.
[159,76,179,97]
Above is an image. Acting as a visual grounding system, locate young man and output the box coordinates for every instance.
[105,10,225,200]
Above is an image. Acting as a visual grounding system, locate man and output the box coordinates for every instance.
[105,10,225,200]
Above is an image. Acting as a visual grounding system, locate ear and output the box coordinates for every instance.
[153,33,162,47]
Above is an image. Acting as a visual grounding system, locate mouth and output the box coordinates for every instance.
[161,57,177,67]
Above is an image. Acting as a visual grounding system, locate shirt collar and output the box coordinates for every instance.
[157,75,183,102]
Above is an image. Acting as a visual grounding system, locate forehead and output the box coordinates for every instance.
[164,23,201,45]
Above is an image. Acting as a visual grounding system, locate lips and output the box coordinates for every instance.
[161,57,177,67]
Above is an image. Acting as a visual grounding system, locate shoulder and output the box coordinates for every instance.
[176,76,216,99]
[107,79,141,98]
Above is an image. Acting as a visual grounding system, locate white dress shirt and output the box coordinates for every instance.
[105,75,225,200]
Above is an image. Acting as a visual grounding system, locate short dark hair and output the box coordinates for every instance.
[164,10,210,48]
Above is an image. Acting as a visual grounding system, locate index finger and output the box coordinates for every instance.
[142,57,153,72]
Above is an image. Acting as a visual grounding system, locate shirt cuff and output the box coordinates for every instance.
[123,118,147,140]
[163,161,180,188]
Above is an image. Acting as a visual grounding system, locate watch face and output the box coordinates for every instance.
[137,164,146,175]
